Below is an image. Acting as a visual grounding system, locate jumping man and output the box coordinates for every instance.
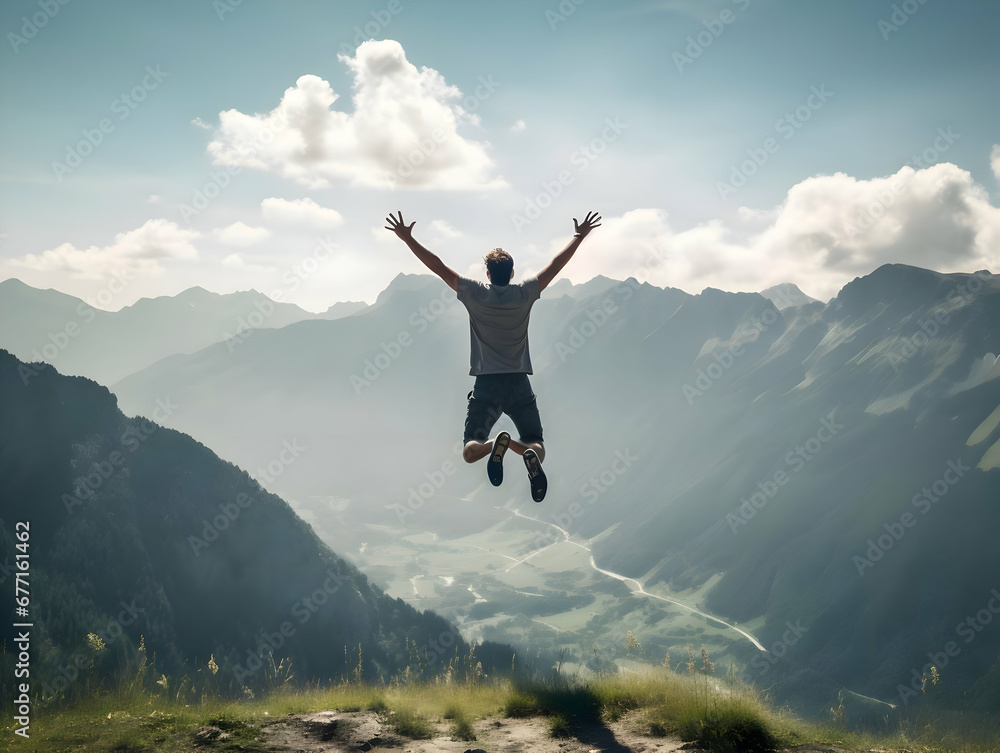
[385,210,601,501]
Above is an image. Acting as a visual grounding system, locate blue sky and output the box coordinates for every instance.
[1,0,998,310]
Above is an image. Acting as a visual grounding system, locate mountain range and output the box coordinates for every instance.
[3,265,999,714]
[0,348,517,703]
[0,278,365,386]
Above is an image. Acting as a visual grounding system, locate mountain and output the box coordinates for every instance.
[325,300,369,318]
[0,279,368,385]
[544,274,624,301]
[759,282,821,309]
[98,265,1000,711]
[0,349,512,701]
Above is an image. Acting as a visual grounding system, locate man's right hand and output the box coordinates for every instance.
[385,211,415,242]
[385,210,459,291]
[573,211,602,238]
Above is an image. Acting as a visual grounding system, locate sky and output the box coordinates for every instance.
[1,0,999,311]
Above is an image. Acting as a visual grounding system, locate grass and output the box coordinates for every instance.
[380,707,434,739]
[548,712,572,738]
[587,670,783,750]
[445,705,477,741]
[6,669,1000,752]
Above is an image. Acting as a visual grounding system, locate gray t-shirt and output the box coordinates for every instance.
[457,276,542,375]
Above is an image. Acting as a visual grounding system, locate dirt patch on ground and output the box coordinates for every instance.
[257,709,690,752]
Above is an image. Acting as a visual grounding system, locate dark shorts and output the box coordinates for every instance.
[463,373,544,446]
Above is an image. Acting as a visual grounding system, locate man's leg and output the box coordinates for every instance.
[507,374,545,463]
[505,375,547,501]
[463,379,503,464]
[463,438,495,463]
[508,439,545,463]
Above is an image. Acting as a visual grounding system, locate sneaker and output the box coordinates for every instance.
[487,431,510,486]
[523,448,547,502]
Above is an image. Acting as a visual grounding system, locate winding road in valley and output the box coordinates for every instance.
[506,506,767,653]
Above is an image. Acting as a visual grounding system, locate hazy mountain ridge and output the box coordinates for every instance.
[0,349,515,700]
[0,278,367,386]
[760,282,821,310]
[7,264,1000,710]
[583,265,1000,705]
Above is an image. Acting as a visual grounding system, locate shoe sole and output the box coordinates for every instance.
[523,449,547,503]
[487,432,510,486]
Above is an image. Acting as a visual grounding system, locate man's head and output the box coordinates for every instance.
[483,248,513,286]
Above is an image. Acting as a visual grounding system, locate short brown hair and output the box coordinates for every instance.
[483,248,513,285]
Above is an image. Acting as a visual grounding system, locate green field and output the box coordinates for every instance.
[342,498,748,675]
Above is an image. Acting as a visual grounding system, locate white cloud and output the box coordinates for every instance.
[429,219,461,238]
[548,162,1000,300]
[191,116,212,130]
[511,119,526,133]
[544,208,674,284]
[749,163,999,292]
[991,144,1000,183]
[11,219,200,278]
[208,40,506,190]
[261,197,343,229]
[212,221,271,246]
[147,194,162,205]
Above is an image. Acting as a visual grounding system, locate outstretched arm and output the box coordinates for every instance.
[385,211,458,292]
[536,211,601,291]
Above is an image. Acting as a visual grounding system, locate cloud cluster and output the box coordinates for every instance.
[428,219,461,239]
[554,161,1000,301]
[213,221,270,246]
[207,40,505,190]
[261,197,343,229]
[12,219,200,279]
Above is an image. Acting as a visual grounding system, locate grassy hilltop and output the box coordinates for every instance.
[6,656,999,753]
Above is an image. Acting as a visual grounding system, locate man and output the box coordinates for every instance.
[385,210,601,502]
